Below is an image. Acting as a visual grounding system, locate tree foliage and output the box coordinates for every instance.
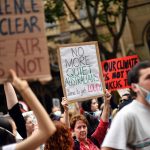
[44,0,65,22]
[44,0,128,59]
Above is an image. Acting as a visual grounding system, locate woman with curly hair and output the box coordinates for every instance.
[44,121,73,150]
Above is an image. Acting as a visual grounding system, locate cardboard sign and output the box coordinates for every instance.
[57,41,105,102]
[0,1,51,83]
[102,55,139,91]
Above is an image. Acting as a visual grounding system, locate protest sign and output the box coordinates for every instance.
[0,1,51,83]
[57,41,105,102]
[102,55,139,91]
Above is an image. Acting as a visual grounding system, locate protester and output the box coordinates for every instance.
[51,106,62,117]
[4,82,40,139]
[81,99,101,137]
[24,114,36,137]
[101,60,150,150]
[1,69,56,150]
[118,92,133,110]
[81,98,102,120]
[4,82,27,139]
[41,97,73,150]
[70,90,111,150]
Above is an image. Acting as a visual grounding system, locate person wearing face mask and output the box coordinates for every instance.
[118,93,133,110]
[102,60,150,150]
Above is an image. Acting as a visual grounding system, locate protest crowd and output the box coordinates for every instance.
[0,60,150,150]
[0,1,150,150]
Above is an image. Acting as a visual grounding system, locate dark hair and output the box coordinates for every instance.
[0,127,16,146]
[0,117,16,146]
[81,100,92,112]
[44,121,73,150]
[83,112,99,137]
[128,61,150,85]
[0,118,13,133]
[121,93,132,100]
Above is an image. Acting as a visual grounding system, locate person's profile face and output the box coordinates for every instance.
[138,68,150,92]
[91,99,98,112]
[74,120,87,142]
[25,117,35,134]
[133,68,150,100]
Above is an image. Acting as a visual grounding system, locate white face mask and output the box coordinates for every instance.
[54,111,61,117]
[94,110,101,120]
[136,84,150,104]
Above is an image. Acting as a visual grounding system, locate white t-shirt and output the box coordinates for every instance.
[2,144,16,150]
[102,100,150,150]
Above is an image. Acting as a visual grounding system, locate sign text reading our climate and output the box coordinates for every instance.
[102,55,139,91]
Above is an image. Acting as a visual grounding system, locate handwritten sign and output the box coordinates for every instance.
[57,41,105,102]
[0,1,51,83]
[102,55,139,91]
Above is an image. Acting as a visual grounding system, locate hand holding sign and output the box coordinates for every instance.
[58,41,105,102]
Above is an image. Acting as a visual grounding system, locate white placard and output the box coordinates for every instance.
[58,42,105,102]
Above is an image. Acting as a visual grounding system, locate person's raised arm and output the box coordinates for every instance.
[61,97,70,128]
[9,69,56,150]
[101,89,111,122]
[4,82,27,138]
[91,89,111,146]
[4,83,18,109]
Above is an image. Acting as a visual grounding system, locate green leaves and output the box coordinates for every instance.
[44,0,65,23]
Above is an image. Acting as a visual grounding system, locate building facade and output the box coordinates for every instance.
[46,0,150,62]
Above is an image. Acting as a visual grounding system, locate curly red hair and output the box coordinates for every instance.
[44,121,73,150]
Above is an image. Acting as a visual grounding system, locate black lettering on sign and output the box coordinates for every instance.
[112,71,124,79]
[106,80,123,90]
[0,0,39,15]
[71,47,84,57]
[103,61,116,72]
[15,57,44,76]
[15,38,41,56]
